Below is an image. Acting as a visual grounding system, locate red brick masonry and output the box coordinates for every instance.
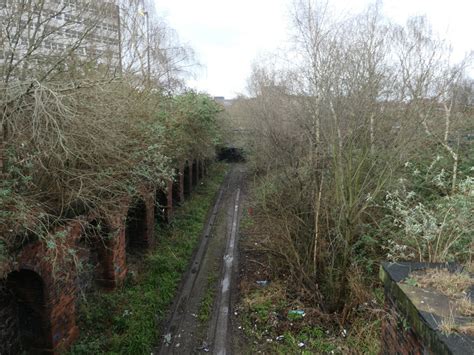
[9,222,83,353]
[1,159,209,353]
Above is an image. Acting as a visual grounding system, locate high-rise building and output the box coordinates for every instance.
[0,0,121,79]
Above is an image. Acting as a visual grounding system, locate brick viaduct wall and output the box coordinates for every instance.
[0,221,83,353]
[0,159,210,354]
[381,284,427,354]
[380,262,474,355]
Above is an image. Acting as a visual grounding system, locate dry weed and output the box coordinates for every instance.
[411,269,472,298]
[241,281,287,310]
[455,296,474,317]
[458,323,474,336]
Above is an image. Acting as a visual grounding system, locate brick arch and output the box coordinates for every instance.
[125,198,147,250]
[155,180,174,223]
[5,269,51,352]
[198,159,204,180]
[125,192,155,250]
[192,159,198,186]
[85,215,127,290]
[183,160,191,196]
[7,224,81,353]
[78,219,113,290]
[172,166,184,206]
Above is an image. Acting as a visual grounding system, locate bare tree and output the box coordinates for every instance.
[0,0,187,240]
[117,0,197,91]
[0,0,122,176]
[233,0,473,315]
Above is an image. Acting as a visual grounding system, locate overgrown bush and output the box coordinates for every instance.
[230,0,473,318]
[0,82,222,255]
[383,156,474,263]
[0,1,223,270]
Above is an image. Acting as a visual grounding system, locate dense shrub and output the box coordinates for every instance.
[229,1,473,316]
[0,82,222,261]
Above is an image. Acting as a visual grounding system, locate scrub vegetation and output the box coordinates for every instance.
[1,0,472,353]
[0,0,223,274]
[229,0,473,352]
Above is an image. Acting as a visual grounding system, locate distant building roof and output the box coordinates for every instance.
[213,96,235,107]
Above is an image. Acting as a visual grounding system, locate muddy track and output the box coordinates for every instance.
[156,164,247,355]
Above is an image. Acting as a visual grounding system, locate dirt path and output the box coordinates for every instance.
[156,164,247,355]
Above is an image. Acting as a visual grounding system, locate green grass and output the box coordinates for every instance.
[70,163,227,355]
[239,207,255,230]
[272,327,338,355]
[240,282,381,354]
[197,273,218,323]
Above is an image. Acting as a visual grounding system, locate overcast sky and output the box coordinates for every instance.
[154,0,474,99]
